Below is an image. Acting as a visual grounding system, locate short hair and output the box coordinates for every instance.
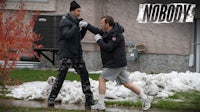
[101,16,114,26]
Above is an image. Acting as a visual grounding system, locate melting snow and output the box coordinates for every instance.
[5,71,200,104]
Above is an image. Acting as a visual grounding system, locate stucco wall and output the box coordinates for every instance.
[56,0,196,72]
[83,52,195,73]
[56,0,193,55]
[103,0,192,55]
[3,0,198,72]
[4,0,194,55]
[5,0,56,11]
[127,54,195,73]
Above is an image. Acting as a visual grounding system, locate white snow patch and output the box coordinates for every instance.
[5,71,200,104]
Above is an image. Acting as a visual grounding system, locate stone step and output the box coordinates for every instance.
[0,60,45,69]
[15,61,45,69]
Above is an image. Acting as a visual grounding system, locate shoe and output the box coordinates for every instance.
[91,102,106,110]
[85,97,94,106]
[142,96,153,110]
[47,98,55,107]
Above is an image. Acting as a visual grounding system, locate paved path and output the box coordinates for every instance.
[0,98,183,112]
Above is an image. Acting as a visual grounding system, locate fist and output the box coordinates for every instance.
[94,34,102,42]
[79,21,88,27]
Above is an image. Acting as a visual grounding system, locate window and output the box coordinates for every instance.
[34,15,62,48]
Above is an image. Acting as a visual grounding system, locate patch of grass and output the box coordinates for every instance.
[10,69,58,82]
[0,86,12,99]
[153,100,181,110]
[103,91,200,111]
[0,106,82,112]
[8,68,99,85]
[153,91,200,110]
[106,100,141,108]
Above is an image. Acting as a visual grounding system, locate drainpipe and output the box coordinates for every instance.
[196,19,200,72]
[189,20,195,67]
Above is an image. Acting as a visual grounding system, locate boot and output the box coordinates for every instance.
[48,97,55,107]
[47,78,63,107]
[85,96,94,106]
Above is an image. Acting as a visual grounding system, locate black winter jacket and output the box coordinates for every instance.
[59,13,87,59]
[86,22,127,68]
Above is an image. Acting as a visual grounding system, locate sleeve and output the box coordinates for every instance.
[97,34,123,52]
[60,24,79,40]
[86,24,104,36]
[80,27,87,40]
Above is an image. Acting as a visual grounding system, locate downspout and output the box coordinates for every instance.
[196,19,200,72]
[189,20,195,67]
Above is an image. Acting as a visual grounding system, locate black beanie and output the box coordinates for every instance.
[70,1,81,11]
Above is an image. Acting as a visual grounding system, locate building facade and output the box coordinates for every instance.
[3,0,200,73]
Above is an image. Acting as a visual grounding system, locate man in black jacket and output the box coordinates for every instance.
[79,16,153,110]
[47,1,94,107]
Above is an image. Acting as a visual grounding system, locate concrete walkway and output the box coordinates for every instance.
[0,98,184,112]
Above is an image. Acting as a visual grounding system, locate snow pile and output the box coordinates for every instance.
[129,71,200,98]
[6,71,200,104]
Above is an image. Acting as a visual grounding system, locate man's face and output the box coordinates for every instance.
[100,18,108,31]
[71,8,81,18]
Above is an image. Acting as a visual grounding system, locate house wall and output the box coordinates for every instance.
[3,0,198,72]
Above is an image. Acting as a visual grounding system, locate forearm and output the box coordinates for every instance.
[80,27,87,40]
[86,24,104,35]
[97,40,116,52]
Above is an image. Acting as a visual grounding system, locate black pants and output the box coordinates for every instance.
[48,57,93,100]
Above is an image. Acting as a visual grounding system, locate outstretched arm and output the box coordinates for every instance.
[86,24,104,35]
[80,27,87,40]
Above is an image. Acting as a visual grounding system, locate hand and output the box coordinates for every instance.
[94,34,102,42]
[79,21,88,27]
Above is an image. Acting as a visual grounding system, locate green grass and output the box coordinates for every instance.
[104,91,200,111]
[151,91,200,111]
[9,68,99,84]
[106,100,141,108]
